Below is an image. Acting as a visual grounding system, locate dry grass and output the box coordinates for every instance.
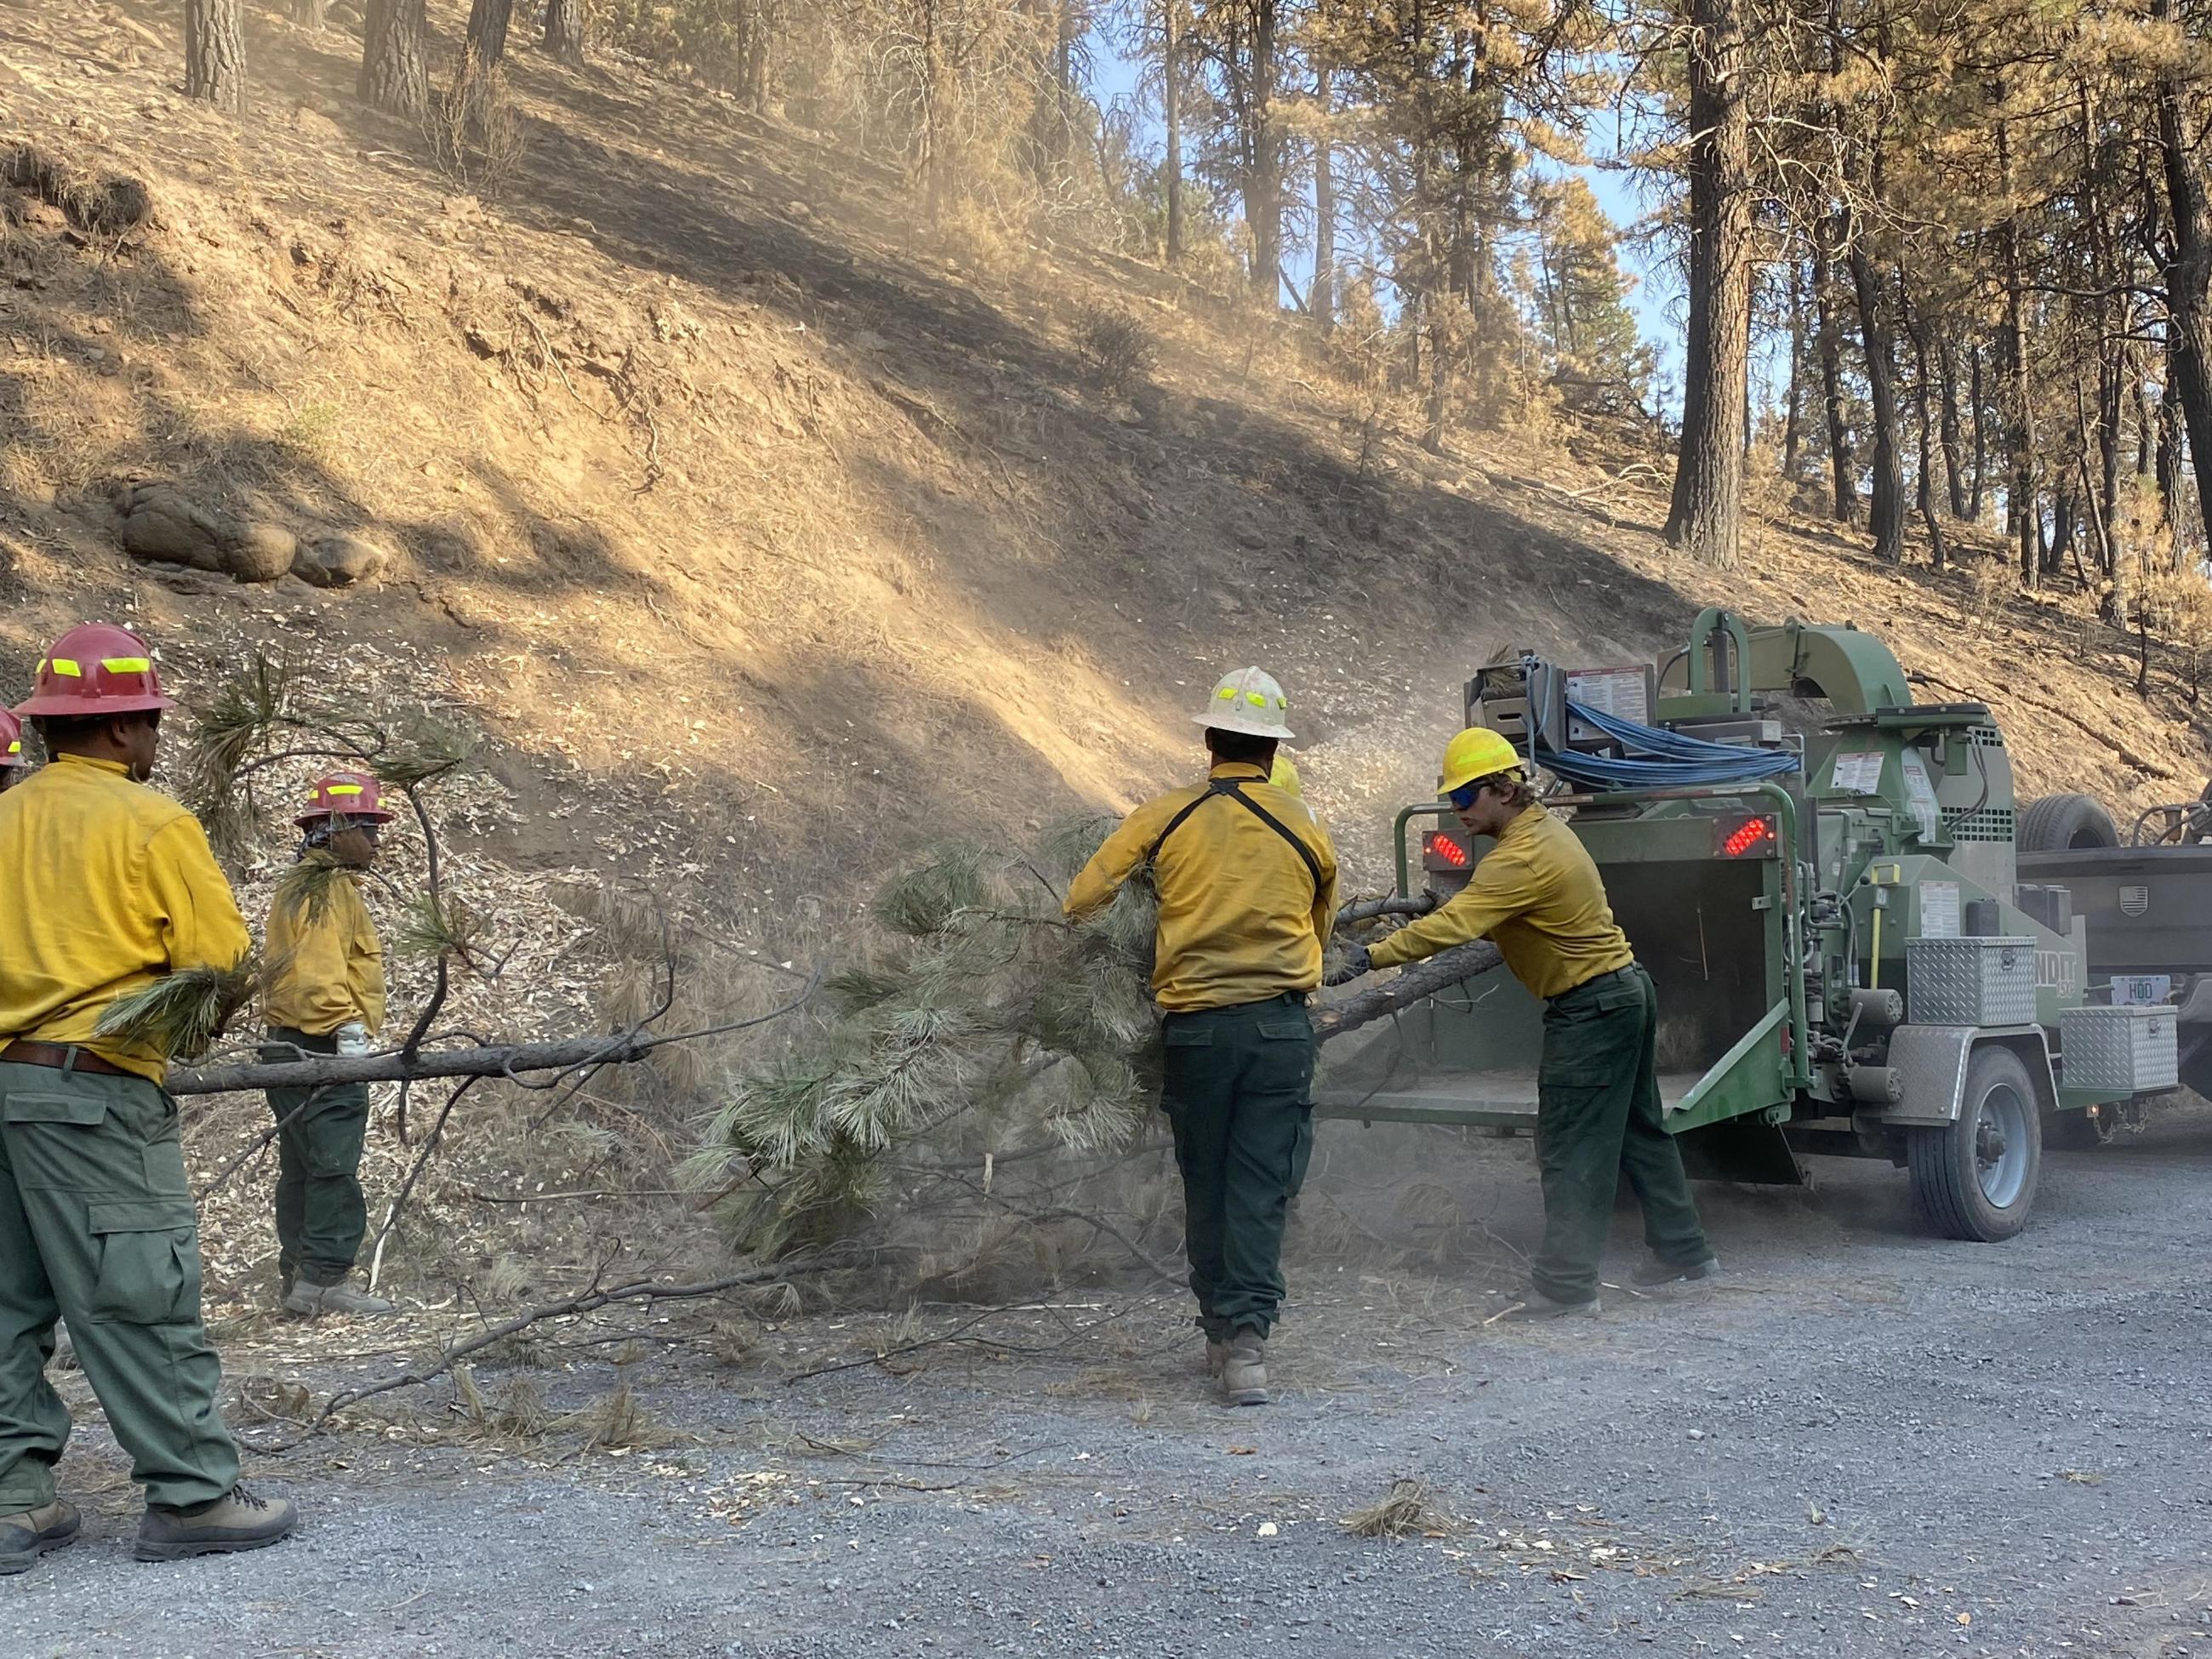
[1342,1478,1456,1540]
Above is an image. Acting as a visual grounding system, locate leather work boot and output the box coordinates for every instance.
[0,1500,81,1575]
[284,1276,395,1318]
[1499,1289,1601,1322]
[134,1486,297,1562]
[1220,1329,1268,1407]
[1632,1253,1719,1288]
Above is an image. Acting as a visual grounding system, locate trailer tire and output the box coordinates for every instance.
[2015,793,2120,852]
[1907,1046,2043,1241]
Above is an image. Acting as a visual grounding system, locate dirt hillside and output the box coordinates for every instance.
[5,1,2209,932]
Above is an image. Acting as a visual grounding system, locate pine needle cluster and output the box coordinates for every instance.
[94,958,265,1061]
[701,815,1163,1257]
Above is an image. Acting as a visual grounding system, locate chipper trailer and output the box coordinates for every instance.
[1313,609,2180,1241]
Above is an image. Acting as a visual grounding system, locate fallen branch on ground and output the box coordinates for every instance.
[315,1251,850,1427]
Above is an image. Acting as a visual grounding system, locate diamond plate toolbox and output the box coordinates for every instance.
[1906,937,2038,1026]
[2059,1005,2179,1094]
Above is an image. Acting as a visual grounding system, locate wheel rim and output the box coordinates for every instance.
[1973,1082,2032,1208]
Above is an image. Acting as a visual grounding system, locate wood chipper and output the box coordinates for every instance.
[1314,608,2179,1241]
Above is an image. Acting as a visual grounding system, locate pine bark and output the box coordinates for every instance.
[1936,331,1969,519]
[465,0,514,67]
[1847,231,1904,562]
[1662,0,1751,567]
[185,0,247,115]
[2153,2,2212,559]
[1907,281,1948,570]
[543,0,584,66]
[1995,117,2038,589]
[1814,233,1856,523]
[360,0,430,117]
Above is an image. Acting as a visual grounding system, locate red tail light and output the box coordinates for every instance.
[1714,814,1779,858]
[1422,830,1469,869]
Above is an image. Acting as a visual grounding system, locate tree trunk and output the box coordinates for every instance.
[1970,340,1988,522]
[1996,118,2038,589]
[1312,66,1335,334]
[185,0,247,114]
[1936,330,1969,518]
[293,0,328,29]
[1663,0,1752,567]
[1848,230,1904,562]
[543,0,584,66]
[1162,0,1183,264]
[1246,0,1281,300]
[465,0,513,66]
[1782,260,1806,484]
[1053,0,1077,178]
[1907,282,1948,571]
[2154,3,2212,559]
[2159,347,2185,536]
[1814,234,1856,523]
[360,0,430,116]
[1422,295,1449,453]
[736,0,772,111]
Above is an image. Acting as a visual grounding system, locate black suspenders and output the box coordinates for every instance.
[1146,778,1324,895]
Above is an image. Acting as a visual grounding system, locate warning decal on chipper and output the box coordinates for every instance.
[1918,881,1959,938]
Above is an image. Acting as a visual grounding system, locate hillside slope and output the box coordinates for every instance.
[5,0,2210,935]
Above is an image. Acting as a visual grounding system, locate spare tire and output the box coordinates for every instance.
[2016,792,2120,852]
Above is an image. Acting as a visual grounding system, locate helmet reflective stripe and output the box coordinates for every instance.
[1195,666,1295,740]
[101,657,151,674]
[46,659,81,677]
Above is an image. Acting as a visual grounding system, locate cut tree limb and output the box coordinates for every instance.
[1313,939,1504,1044]
[168,1031,654,1096]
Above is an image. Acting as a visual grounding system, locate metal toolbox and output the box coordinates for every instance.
[2059,1005,2179,1094]
[1906,936,2038,1026]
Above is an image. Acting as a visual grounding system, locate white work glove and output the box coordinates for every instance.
[335,1021,371,1058]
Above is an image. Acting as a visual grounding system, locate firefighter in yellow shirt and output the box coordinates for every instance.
[0,709,28,794]
[262,772,394,1320]
[1066,669,1337,1407]
[1328,727,1713,1319]
[0,624,296,1571]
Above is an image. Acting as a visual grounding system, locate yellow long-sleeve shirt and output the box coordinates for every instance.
[0,752,253,1080]
[264,859,386,1037]
[1065,761,1338,1012]
[1368,804,1632,1000]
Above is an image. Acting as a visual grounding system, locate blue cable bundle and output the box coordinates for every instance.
[1534,699,1801,792]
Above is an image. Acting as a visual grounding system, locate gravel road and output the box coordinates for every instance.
[7,1109,2211,1659]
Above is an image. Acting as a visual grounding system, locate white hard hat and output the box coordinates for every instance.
[1195,666,1295,741]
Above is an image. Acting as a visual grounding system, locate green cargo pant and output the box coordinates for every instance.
[0,1058,240,1511]
[1160,993,1316,1339]
[1533,965,1712,1304]
[262,1028,371,1289]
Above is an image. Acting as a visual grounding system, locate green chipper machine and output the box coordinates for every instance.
[1313,609,2180,1241]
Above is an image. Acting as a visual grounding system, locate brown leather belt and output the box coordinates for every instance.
[0,1040,134,1078]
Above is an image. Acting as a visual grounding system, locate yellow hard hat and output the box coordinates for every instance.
[1268,755,1303,795]
[1439,727,1523,795]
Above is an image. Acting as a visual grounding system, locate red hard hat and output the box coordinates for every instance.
[0,708,24,768]
[14,623,177,718]
[297,769,396,827]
